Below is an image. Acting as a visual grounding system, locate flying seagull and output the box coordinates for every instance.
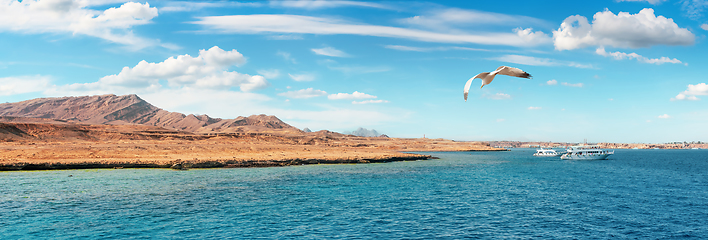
[463,66,532,101]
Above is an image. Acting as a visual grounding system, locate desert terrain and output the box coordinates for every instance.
[0,95,503,170]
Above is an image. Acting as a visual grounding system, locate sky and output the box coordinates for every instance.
[1,0,707,143]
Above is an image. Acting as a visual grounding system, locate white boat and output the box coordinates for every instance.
[560,145,614,160]
[533,148,564,157]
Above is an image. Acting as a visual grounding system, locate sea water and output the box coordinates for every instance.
[1,149,707,239]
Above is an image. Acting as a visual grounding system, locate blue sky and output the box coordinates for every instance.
[1,0,707,143]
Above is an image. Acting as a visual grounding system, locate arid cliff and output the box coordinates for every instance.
[0,94,301,134]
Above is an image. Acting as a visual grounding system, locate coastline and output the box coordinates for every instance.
[0,154,433,171]
[0,139,505,171]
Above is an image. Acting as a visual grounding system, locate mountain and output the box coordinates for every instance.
[0,94,301,134]
[348,127,382,137]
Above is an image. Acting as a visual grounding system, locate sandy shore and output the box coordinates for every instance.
[0,136,505,170]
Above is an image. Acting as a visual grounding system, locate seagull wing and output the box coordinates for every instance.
[495,66,532,79]
[464,72,488,101]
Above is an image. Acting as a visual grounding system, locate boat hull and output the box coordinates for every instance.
[560,153,612,160]
[533,153,563,157]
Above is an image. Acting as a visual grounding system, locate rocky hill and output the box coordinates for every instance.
[0,94,301,134]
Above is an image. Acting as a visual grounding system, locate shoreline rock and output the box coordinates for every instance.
[0,154,433,171]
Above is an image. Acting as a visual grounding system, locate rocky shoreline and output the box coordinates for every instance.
[0,154,434,171]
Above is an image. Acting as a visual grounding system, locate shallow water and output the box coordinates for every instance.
[1,149,707,239]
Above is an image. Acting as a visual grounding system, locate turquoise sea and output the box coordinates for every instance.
[2,149,707,239]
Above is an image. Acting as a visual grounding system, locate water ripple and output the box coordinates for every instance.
[1,149,708,238]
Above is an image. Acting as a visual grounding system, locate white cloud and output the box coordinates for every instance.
[0,1,171,50]
[385,45,431,52]
[0,75,51,96]
[399,8,549,30]
[673,94,700,101]
[278,88,327,99]
[288,73,315,82]
[596,47,683,65]
[658,114,671,118]
[160,2,262,12]
[484,93,511,100]
[352,100,389,104]
[52,46,268,94]
[193,14,551,47]
[513,27,553,46]
[496,119,505,122]
[384,45,492,52]
[672,83,708,101]
[267,34,305,40]
[269,0,391,10]
[311,47,349,57]
[490,54,593,68]
[702,24,708,30]
[547,79,558,85]
[553,8,694,50]
[328,91,377,100]
[257,69,280,79]
[616,0,666,4]
[561,82,584,87]
[528,106,542,110]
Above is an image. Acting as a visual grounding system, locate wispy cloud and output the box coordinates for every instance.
[399,8,551,30]
[616,0,666,5]
[159,2,263,12]
[596,47,683,65]
[277,51,297,64]
[193,14,550,47]
[658,114,671,119]
[257,69,281,79]
[702,24,708,30]
[561,82,584,87]
[288,73,315,82]
[352,100,389,104]
[547,79,558,85]
[490,54,593,68]
[528,106,542,110]
[672,83,707,101]
[680,0,708,20]
[384,45,493,52]
[267,34,305,40]
[483,93,512,100]
[328,91,377,100]
[278,88,327,99]
[319,59,390,74]
[311,47,349,57]
[269,0,393,10]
